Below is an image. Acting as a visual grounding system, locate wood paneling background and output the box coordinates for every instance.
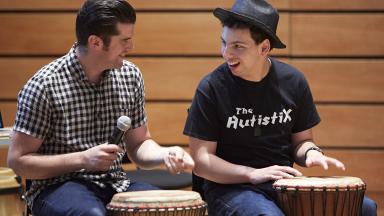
[0,1,383,215]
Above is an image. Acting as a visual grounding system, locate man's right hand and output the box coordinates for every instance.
[82,144,124,171]
[247,165,302,185]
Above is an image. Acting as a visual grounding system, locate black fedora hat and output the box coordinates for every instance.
[213,0,286,49]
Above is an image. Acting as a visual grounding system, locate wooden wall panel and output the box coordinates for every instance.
[0,58,53,99]
[147,104,384,148]
[0,0,289,11]
[1,58,381,102]
[0,0,83,10]
[294,150,384,192]
[1,1,383,213]
[0,13,289,56]
[147,103,384,148]
[0,57,218,101]
[133,0,288,11]
[2,102,384,147]
[129,0,235,10]
[135,13,288,56]
[291,13,384,56]
[315,105,384,148]
[291,0,384,10]
[134,12,221,55]
[0,57,217,100]
[7,0,382,11]
[0,14,76,55]
[134,58,222,100]
[291,59,384,102]
[146,103,190,145]
[0,102,16,127]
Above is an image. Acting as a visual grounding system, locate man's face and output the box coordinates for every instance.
[102,22,135,69]
[221,26,263,81]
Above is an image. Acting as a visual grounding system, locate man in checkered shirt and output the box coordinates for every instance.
[7,0,194,215]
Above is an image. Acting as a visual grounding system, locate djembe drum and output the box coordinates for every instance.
[273,176,366,216]
[107,190,207,216]
[0,167,23,216]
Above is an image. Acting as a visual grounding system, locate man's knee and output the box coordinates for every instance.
[79,207,107,216]
[362,196,377,216]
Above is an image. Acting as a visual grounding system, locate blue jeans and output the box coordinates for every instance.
[204,182,377,216]
[32,180,159,216]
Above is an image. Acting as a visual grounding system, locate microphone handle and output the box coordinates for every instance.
[108,128,125,144]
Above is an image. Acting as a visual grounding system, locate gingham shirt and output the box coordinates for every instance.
[14,44,147,207]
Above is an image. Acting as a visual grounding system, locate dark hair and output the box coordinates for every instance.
[221,16,273,50]
[76,0,136,48]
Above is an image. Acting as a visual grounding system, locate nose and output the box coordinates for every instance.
[221,45,232,60]
[126,41,134,52]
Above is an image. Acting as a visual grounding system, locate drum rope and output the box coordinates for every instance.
[310,187,315,216]
[356,186,366,216]
[334,187,340,216]
[340,186,348,216]
[108,203,207,216]
[321,186,327,216]
[298,187,305,216]
[293,186,298,216]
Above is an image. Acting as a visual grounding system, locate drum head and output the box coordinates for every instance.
[0,168,16,177]
[0,175,20,195]
[273,176,365,191]
[107,190,205,209]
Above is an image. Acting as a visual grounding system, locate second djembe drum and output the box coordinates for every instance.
[273,176,366,216]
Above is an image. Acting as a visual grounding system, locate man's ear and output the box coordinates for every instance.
[260,39,271,55]
[88,35,104,51]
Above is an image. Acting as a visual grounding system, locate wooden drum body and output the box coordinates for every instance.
[0,168,23,216]
[273,176,365,216]
[107,190,207,216]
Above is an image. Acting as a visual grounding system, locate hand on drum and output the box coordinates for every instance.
[164,146,195,174]
[305,150,346,171]
[248,165,302,185]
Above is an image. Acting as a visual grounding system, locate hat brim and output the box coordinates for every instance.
[213,8,286,49]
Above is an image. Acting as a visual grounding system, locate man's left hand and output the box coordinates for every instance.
[164,146,195,174]
[305,150,346,171]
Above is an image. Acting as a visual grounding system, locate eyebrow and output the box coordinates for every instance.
[221,37,246,45]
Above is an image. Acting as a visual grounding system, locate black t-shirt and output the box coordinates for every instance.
[184,58,320,168]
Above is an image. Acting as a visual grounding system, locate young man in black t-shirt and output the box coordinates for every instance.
[183,0,377,215]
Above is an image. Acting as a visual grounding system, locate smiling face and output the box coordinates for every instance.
[221,26,268,81]
[100,22,135,69]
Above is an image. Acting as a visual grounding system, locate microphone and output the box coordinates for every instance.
[108,116,131,144]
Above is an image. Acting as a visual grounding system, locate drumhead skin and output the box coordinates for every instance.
[0,175,21,195]
[107,190,206,209]
[0,172,23,216]
[273,176,365,191]
[0,167,16,177]
[0,176,20,190]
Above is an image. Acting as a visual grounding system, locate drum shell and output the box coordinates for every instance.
[276,188,365,216]
[0,171,24,216]
[273,176,366,216]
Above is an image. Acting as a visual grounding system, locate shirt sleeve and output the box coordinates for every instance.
[130,66,147,129]
[183,78,219,141]
[14,77,52,139]
[292,78,321,133]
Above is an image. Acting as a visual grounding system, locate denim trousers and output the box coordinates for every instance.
[32,179,159,216]
[204,182,377,216]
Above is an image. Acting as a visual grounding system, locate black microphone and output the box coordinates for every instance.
[108,116,131,144]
